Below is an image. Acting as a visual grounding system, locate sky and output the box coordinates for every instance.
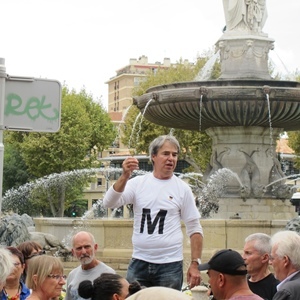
[1,0,300,109]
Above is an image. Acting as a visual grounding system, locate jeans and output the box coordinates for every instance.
[126,258,183,290]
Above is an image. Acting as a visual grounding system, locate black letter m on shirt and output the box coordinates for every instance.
[140,208,167,234]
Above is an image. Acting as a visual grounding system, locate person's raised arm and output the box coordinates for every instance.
[113,157,139,192]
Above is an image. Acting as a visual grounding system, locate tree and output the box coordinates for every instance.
[3,143,31,194]
[287,131,300,169]
[4,87,116,216]
[121,56,213,173]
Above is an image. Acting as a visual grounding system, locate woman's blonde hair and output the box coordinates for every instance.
[26,255,64,289]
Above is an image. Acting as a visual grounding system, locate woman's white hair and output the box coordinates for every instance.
[0,247,14,288]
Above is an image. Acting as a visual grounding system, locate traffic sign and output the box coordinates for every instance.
[4,76,61,132]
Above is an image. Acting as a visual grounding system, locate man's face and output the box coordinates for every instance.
[72,235,97,265]
[152,141,178,179]
[119,278,130,300]
[6,254,25,282]
[270,245,285,281]
[243,240,267,276]
[207,269,223,300]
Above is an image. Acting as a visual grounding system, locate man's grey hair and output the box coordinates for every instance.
[148,135,180,164]
[71,231,96,247]
[245,233,271,254]
[0,247,14,287]
[271,230,300,270]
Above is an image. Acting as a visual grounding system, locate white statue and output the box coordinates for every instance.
[222,0,268,33]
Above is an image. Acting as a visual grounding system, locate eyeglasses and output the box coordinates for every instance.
[25,250,46,260]
[47,274,67,281]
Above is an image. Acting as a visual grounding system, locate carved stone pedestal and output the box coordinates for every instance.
[204,126,292,199]
[216,34,274,80]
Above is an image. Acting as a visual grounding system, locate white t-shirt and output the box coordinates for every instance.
[104,173,201,263]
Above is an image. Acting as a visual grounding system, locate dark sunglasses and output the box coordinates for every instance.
[25,250,46,260]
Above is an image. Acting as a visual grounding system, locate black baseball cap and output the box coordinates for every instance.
[198,249,247,275]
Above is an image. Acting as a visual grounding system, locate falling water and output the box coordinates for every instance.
[265,93,274,148]
[169,128,175,136]
[112,105,134,148]
[199,94,203,132]
[128,112,142,150]
[135,98,153,150]
[269,50,296,80]
[194,168,240,218]
[194,50,220,81]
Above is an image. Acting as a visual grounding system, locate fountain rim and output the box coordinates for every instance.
[145,79,300,93]
[133,78,300,107]
[132,78,300,132]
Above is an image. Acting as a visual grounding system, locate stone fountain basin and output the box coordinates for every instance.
[133,79,300,131]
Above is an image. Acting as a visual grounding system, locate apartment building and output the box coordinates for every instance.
[106,55,172,115]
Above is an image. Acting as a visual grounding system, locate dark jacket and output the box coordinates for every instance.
[272,271,300,300]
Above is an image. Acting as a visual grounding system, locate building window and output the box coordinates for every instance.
[97,178,102,186]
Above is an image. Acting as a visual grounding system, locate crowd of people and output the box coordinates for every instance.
[0,135,300,300]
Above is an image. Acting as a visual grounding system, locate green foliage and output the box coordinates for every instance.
[287,131,300,168]
[65,199,88,217]
[210,60,221,79]
[121,56,212,173]
[3,144,31,194]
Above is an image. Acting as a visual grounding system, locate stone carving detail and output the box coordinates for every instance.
[222,0,268,34]
[239,148,265,199]
[203,148,230,181]
[0,214,70,256]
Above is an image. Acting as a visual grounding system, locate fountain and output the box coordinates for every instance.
[5,1,299,285]
[132,0,300,205]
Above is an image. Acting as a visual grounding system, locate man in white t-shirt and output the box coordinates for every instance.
[65,231,115,300]
[103,135,203,290]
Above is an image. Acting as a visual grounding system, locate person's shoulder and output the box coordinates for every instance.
[172,174,190,185]
[96,261,115,272]
[274,275,300,299]
[20,281,30,295]
[25,294,39,300]
[282,274,300,288]
[267,273,280,284]
[129,173,150,183]
[229,295,263,300]
[67,265,81,277]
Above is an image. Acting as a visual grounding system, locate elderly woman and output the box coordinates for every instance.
[1,247,30,300]
[25,255,66,300]
[0,248,14,291]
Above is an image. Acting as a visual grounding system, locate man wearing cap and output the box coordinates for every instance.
[199,249,263,300]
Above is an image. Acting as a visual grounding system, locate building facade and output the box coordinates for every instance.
[105,55,172,115]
